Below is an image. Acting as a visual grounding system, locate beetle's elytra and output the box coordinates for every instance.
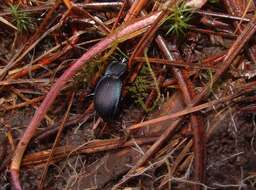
[94,59,127,121]
[94,76,122,120]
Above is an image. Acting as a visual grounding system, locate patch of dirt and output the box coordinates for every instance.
[206,112,256,189]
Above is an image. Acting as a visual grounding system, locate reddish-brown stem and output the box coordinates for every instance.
[3,96,44,111]
[10,11,161,190]
[10,31,80,79]
[189,25,237,38]
[222,0,256,68]
[38,93,74,189]
[192,14,256,106]
[111,0,127,31]
[156,36,205,190]
[145,73,166,108]
[114,6,256,190]
[196,10,250,22]
[133,57,219,70]
[200,15,229,28]
[71,5,111,34]
[0,2,61,80]
[112,119,182,190]
[77,2,123,11]
[124,0,149,22]
[35,103,94,142]
[127,1,173,69]
[22,136,158,167]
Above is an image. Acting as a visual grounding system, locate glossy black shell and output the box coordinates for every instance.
[94,76,122,120]
[94,59,127,120]
[105,60,127,78]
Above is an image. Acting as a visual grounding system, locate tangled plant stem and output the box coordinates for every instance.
[9,0,208,188]
[10,11,161,190]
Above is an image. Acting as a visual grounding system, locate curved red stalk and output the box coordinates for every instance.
[10,11,161,190]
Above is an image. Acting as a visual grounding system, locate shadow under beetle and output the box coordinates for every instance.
[94,58,127,121]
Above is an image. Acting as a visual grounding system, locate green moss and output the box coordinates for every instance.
[128,66,151,111]
[9,4,33,32]
[128,50,161,113]
[73,59,102,89]
[164,3,192,36]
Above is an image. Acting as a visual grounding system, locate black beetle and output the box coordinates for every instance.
[94,59,127,120]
